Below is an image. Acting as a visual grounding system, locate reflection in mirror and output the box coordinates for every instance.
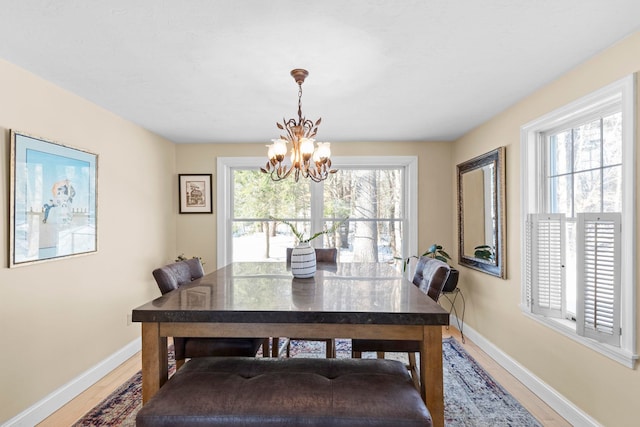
[457,147,505,278]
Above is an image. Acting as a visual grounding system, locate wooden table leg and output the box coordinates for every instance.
[421,325,444,427]
[141,322,167,404]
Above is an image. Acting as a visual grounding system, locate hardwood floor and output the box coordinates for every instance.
[37,351,142,426]
[38,327,570,426]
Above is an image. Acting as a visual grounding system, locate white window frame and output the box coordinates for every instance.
[520,75,637,368]
[217,156,418,268]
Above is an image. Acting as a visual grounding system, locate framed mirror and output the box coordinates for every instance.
[457,146,506,278]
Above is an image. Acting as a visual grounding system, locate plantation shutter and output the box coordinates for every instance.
[576,213,621,346]
[528,214,565,318]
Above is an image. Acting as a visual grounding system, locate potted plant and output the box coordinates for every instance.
[398,243,459,292]
[275,217,347,245]
[175,254,203,264]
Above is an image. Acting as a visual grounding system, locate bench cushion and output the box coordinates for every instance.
[136,357,432,427]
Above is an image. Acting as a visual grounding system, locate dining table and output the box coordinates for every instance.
[132,261,450,427]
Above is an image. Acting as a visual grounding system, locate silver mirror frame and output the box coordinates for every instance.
[457,146,506,278]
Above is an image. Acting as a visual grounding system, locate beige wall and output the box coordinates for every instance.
[0,59,177,423]
[175,141,455,272]
[453,32,640,426]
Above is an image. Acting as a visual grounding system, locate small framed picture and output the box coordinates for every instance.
[179,174,212,214]
[10,130,98,267]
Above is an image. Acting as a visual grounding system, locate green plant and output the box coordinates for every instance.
[423,244,452,263]
[175,254,204,264]
[473,244,495,262]
[270,216,348,244]
[397,243,452,272]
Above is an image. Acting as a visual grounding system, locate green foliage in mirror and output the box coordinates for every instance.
[473,244,495,262]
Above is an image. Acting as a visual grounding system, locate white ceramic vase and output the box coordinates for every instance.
[290,242,316,278]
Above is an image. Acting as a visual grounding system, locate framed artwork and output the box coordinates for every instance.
[10,131,98,267]
[179,174,212,214]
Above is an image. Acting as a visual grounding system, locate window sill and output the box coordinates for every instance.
[521,309,638,368]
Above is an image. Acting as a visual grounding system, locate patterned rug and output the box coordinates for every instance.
[74,338,541,426]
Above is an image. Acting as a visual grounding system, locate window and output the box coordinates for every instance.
[217,156,417,266]
[520,75,636,367]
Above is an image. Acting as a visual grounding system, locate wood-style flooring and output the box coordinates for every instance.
[37,327,570,426]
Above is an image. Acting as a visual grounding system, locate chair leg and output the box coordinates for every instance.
[262,338,271,357]
[271,338,280,358]
[175,358,186,370]
[352,350,362,358]
[407,352,420,391]
[376,351,385,359]
[325,339,335,358]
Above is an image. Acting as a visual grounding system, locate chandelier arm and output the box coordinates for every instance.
[270,165,288,181]
[301,119,316,136]
[308,169,323,183]
[283,119,296,141]
[281,165,294,180]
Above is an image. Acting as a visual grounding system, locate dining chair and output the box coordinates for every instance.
[285,246,338,264]
[152,258,268,369]
[281,247,338,358]
[351,256,451,389]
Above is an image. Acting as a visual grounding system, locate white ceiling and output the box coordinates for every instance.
[1,1,639,144]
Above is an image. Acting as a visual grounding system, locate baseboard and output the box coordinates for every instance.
[452,315,603,427]
[2,337,141,427]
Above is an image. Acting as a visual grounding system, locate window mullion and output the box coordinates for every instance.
[310,183,323,247]
[600,118,605,211]
[538,132,549,213]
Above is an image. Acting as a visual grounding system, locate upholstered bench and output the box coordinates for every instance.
[136,357,432,427]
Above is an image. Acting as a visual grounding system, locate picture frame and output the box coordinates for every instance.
[179,174,213,214]
[10,130,98,267]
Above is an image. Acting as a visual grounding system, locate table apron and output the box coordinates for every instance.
[159,322,428,340]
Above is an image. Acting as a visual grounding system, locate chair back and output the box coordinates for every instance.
[153,258,205,295]
[412,256,451,302]
[286,247,338,264]
[184,257,205,280]
[315,248,338,263]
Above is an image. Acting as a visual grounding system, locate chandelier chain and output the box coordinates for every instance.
[297,83,303,123]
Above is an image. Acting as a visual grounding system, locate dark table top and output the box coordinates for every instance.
[132,262,449,326]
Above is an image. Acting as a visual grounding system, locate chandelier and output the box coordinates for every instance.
[261,69,337,182]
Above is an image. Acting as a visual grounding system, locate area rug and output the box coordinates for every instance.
[74,338,541,426]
